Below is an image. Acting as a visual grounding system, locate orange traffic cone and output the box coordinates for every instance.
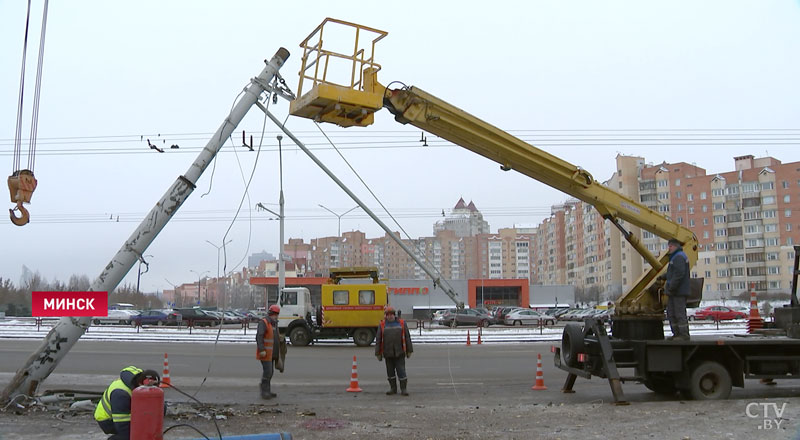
[532,353,547,390]
[159,352,171,388]
[747,286,763,333]
[477,327,482,345]
[346,355,362,392]
[466,330,471,346]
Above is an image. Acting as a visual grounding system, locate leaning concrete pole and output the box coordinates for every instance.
[1,48,290,404]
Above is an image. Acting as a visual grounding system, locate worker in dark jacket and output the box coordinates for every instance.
[375,306,413,396]
[256,304,281,399]
[664,238,691,340]
[94,366,160,440]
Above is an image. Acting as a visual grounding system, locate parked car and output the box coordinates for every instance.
[440,309,493,327]
[133,310,181,326]
[504,309,556,326]
[494,306,523,323]
[694,306,748,321]
[174,308,221,327]
[93,309,138,325]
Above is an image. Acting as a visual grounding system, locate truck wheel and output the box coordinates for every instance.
[687,361,732,400]
[562,324,585,368]
[353,328,375,347]
[643,373,677,395]
[289,327,312,346]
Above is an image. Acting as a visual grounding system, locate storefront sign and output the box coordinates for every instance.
[388,287,429,295]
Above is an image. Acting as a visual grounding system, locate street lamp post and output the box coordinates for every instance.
[256,202,285,294]
[189,270,209,305]
[318,204,359,237]
[206,239,233,308]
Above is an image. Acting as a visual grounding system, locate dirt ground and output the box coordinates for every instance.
[2,392,800,440]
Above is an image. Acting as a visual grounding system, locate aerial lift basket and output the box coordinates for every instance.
[289,18,387,128]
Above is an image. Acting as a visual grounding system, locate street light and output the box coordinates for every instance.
[256,202,286,293]
[206,239,233,308]
[318,204,359,237]
[189,269,210,305]
[164,278,180,307]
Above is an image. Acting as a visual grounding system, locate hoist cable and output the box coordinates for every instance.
[28,0,50,172]
[13,0,33,173]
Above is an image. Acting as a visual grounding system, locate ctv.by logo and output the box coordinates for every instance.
[745,402,787,430]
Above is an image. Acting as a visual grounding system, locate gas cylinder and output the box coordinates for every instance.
[130,385,164,440]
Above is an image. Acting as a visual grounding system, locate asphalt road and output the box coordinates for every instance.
[3,339,800,407]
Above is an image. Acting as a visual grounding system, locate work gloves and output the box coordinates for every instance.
[406,352,412,359]
[258,350,267,358]
[376,354,383,361]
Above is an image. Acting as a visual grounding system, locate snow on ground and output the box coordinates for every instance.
[0,318,749,344]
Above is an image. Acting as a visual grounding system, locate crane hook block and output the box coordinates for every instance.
[8,170,37,226]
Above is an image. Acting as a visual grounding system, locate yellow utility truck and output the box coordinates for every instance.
[278,267,388,347]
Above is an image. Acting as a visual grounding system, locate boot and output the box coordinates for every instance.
[260,380,276,399]
[399,379,408,396]
[386,378,397,395]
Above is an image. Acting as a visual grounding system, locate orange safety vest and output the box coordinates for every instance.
[379,318,406,354]
[256,318,275,360]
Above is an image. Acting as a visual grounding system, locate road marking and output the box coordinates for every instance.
[436,382,484,386]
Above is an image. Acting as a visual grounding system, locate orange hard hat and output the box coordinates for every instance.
[384,306,395,315]
[268,304,281,314]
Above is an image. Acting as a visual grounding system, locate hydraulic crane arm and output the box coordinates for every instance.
[381,84,698,315]
[288,18,698,317]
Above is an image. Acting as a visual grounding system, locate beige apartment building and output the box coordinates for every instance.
[539,154,799,300]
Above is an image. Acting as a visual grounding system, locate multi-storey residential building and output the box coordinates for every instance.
[434,197,490,237]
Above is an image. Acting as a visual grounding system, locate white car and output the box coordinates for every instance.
[93,309,138,325]
[504,309,556,326]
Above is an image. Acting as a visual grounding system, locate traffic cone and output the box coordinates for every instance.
[159,352,171,388]
[346,355,362,392]
[531,353,547,390]
[477,327,482,345]
[747,287,763,333]
[466,330,471,346]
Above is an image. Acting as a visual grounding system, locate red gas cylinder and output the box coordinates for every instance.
[131,385,164,440]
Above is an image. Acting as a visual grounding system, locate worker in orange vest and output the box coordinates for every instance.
[375,306,413,396]
[256,304,281,399]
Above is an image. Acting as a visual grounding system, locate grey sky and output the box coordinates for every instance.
[2,1,799,294]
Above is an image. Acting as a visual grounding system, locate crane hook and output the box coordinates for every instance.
[9,202,30,226]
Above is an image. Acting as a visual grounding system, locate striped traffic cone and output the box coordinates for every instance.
[346,355,362,392]
[531,353,547,390]
[477,327,482,345]
[747,287,763,333]
[159,352,171,388]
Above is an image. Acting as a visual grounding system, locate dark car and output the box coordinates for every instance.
[174,308,220,327]
[133,310,181,326]
[440,309,493,327]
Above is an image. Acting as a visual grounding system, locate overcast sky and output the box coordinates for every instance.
[2,1,799,294]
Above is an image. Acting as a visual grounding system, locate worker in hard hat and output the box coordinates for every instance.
[94,366,160,440]
[375,306,413,396]
[256,304,281,399]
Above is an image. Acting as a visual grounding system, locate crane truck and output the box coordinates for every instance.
[286,18,800,403]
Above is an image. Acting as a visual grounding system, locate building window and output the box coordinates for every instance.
[702,205,708,213]
[675,179,681,186]
[700,192,707,200]
[785,195,792,203]
[763,195,776,204]
[689,219,695,227]
[688,193,694,201]
[703,231,709,239]
[703,218,709,225]
[786,209,792,218]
